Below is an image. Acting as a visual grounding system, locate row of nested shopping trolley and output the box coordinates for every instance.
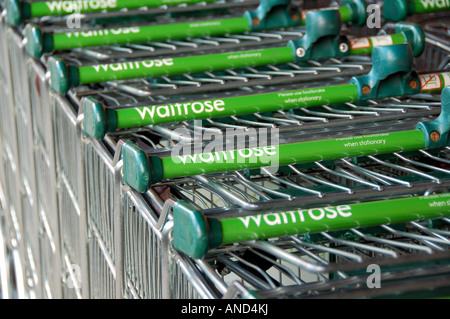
[0,0,449,299]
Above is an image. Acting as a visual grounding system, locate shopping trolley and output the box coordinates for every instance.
[117,42,449,191]
[23,0,367,59]
[121,74,450,194]
[1,2,36,298]
[54,41,401,299]
[17,0,372,299]
[47,14,427,95]
[58,98,238,298]
[86,42,446,153]
[50,98,213,298]
[2,1,448,299]
[172,128,450,298]
[79,48,447,298]
[174,190,450,299]
[66,19,445,298]
[24,25,305,301]
[5,14,69,297]
[110,85,450,298]
[407,14,450,72]
[112,86,450,299]
[26,35,71,299]
[5,0,266,26]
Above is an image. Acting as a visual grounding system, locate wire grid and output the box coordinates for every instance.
[0,3,12,241]
[121,189,214,299]
[89,86,442,148]
[35,5,340,299]
[6,22,64,299]
[63,17,449,298]
[42,1,427,98]
[160,147,450,298]
[82,137,122,298]
[49,92,89,299]
[390,13,450,73]
[58,15,450,103]
[418,20,450,72]
[73,124,222,299]
[28,59,63,299]
[0,4,12,299]
[95,88,447,298]
[2,1,450,300]
[206,222,450,299]
[0,172,10,299]
[4,21,43,298]
[32,0,362,61]
[52,38,372,100]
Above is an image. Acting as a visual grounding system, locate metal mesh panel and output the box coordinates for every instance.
[84,142,117,261]
[1,0,450,299]
[122,193,164,299]
[88,234,116,298]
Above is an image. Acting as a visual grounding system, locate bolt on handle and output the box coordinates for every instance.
[350,43,421,100]
[417,86,450,149]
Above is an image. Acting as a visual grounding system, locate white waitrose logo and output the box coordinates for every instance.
[419,0,450,8]
[238,205,353,228]
[46,0,118,13]
[170,126,280,170]
[135,99,225,121]
[65,27,140,38]
[92,58,174,72]
[176,146,277,165]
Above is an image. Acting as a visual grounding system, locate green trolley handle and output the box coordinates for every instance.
[82,43,443,141]
[121,82,450,193]
[173,192,450,259]
[6,0,229,25]
[384,0,450,22]
[48,18,425,95]
[25,0,367,58]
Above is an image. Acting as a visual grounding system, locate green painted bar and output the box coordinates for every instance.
[29,0,220,17]
[116,84,357,128]
[219,192,450,243]
[52,17,251,50]
[114,71,449,129]
[72,28,423,86]
[45,5,355,51]
[160,129,426,179]
[337,5,352,22]
[83,72,446,140]
[77,46,294,84]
